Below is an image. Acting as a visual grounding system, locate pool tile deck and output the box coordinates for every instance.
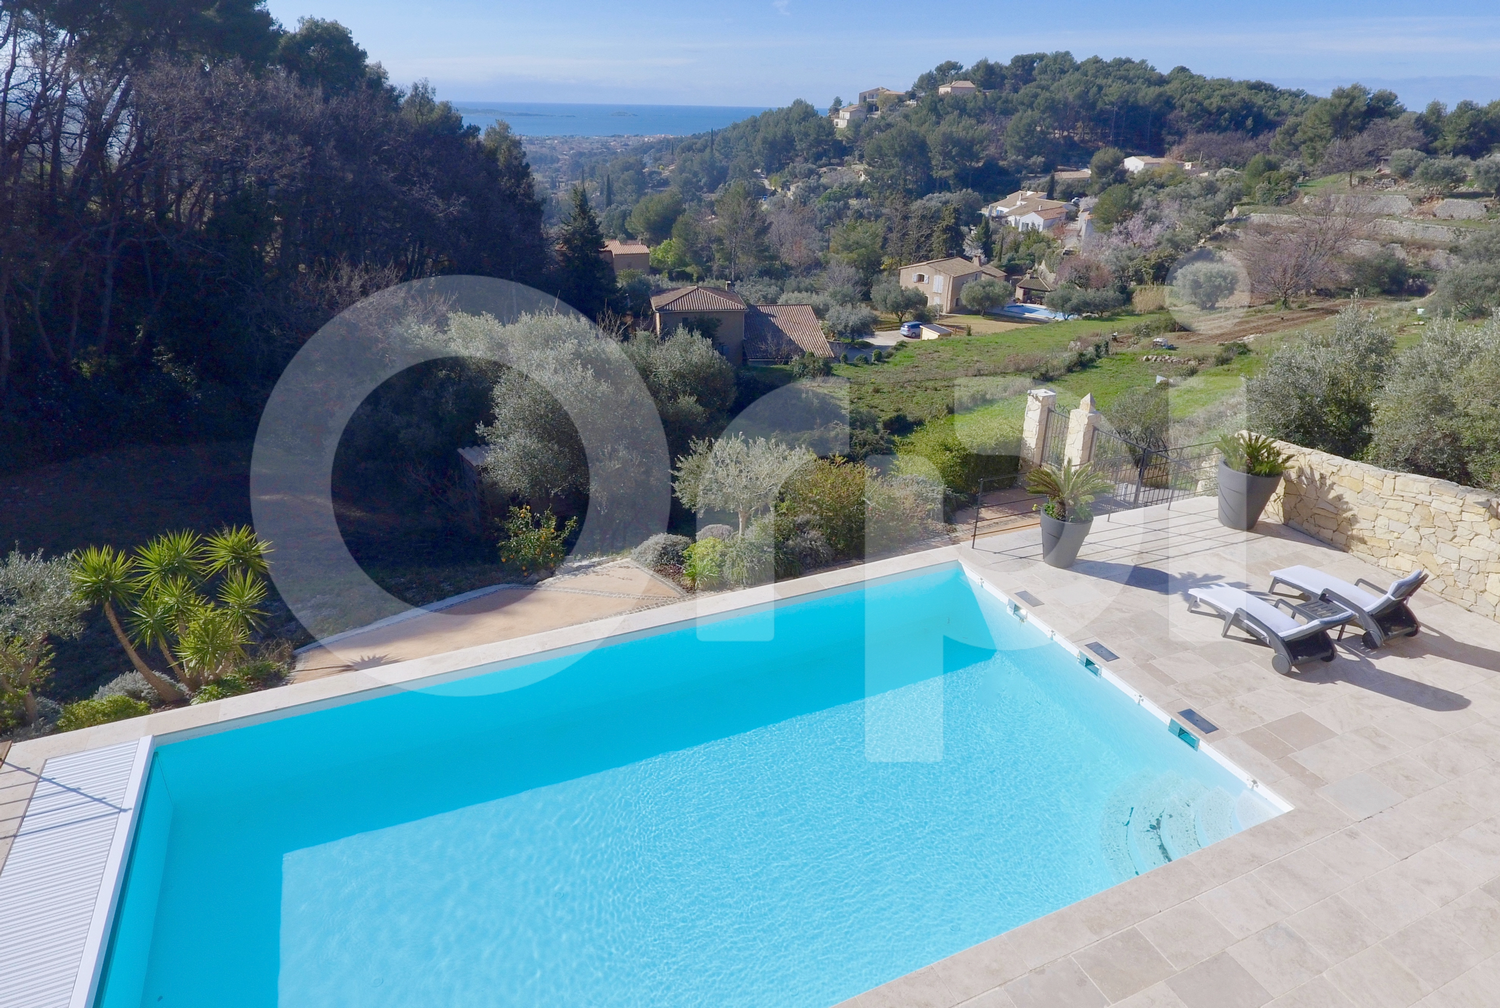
[839,498,1500,1008]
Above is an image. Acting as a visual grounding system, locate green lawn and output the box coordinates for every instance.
[833,311,1175,420]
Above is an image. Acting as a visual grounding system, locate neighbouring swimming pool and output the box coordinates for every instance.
[96,563,1283,1008]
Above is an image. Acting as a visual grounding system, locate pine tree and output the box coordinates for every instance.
[555,186,617,320]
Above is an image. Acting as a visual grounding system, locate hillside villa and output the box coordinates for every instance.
[1122,155,1183,174]
[650,286,833,364]
[602,239,651,274]
[898,256,1009,314]
[936,80,978,96]
[982,190,1074,233]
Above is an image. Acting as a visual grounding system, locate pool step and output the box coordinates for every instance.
[1100,772,1239,882]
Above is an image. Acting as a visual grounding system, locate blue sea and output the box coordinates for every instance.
[454,101,770,137]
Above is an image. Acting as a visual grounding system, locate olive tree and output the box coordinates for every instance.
[673,435,814,533]
[870,281,928,322]
[1246,305,1395,458]
[1387,148,1426,179]
[1471,156,1500,199]
[1172,260,1241,310]
[958,275,1013,313]
[1413,156,1471,195]
[1369,315,1500,489]
[825,304,878,338]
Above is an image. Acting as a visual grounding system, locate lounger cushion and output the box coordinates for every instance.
[1190,586,1303,637]
[1270,565,1382,610]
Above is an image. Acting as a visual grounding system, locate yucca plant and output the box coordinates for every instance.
[1025,461,1115,523]
[1218,432,1293,477]
[71,526,272,702]
[71,545,186,704]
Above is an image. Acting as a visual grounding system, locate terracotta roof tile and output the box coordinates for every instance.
[650,286,748,312]
[745,303,833,359]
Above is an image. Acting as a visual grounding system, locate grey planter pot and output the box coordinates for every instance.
[1040,511,1093,568]
[1217,461,1282,530]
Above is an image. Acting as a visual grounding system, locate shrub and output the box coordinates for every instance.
[1413,156,1471,195]
[497,506,577,578]
[894,419,1020,495]
[93,670,155,702]
[1044,286,1126,316]
[864,473,948,555]
[190,673,256,704]
[825,304,878,338]
[720,526,774,587]
[697,524,735,541]
[782,458,869,559]
[788,353,832,378]
[771,515,834,579]
[1345,250,1409,296]
[631,533,691,570]
[1387,148,1426,179]
[1433,231,1500,318]
[1213,342,1252,366]
[1106,385,1170,450]
[681,537,727,589]
[57,694,151,731]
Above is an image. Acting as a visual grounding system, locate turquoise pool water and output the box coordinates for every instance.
[97,564,1279,1008]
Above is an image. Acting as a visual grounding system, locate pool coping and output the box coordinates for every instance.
[0,542,1296,1008]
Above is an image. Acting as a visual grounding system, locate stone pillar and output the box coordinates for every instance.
[1064,393,1102,467]
[1021,389,1056,467]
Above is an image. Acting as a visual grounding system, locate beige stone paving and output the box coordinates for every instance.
[293,560,683,680]
[839,497,1500,1008]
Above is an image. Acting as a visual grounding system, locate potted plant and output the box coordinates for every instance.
[1216,432,1293,530]
[1026,461,1114,568]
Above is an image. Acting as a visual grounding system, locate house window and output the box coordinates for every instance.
[914,273,927,284]
[932,275,945,293]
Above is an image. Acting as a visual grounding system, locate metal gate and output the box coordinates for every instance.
[1088,429,1220,514]
[1041,408,1069,468]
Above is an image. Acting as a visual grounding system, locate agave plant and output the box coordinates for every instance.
[1218,432,1293,477]
[1025,461,1115,523]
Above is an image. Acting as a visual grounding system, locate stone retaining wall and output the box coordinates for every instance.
[1264,441,1500,621]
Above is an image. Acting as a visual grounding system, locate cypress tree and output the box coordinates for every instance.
[929,204,963,260]
[555,186,616,320]
[973,215,993,260]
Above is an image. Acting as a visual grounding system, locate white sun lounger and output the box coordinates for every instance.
[1188,584,1353,675]
[1268,565,1426,649]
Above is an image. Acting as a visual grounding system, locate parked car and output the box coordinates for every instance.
[899,321,922,337]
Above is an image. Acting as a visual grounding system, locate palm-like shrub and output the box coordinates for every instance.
[71,526,272,700]
[1218,432,1293,477]
[1025,462,1114,522]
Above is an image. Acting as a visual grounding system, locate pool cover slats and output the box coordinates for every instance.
[0,738,151,1008]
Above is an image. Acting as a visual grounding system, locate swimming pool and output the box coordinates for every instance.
[96,563,1283,1007]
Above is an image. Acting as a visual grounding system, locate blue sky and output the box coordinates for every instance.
[263,1,1500,109]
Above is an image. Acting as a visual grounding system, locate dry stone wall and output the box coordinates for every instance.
[1263,441,1500,622]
